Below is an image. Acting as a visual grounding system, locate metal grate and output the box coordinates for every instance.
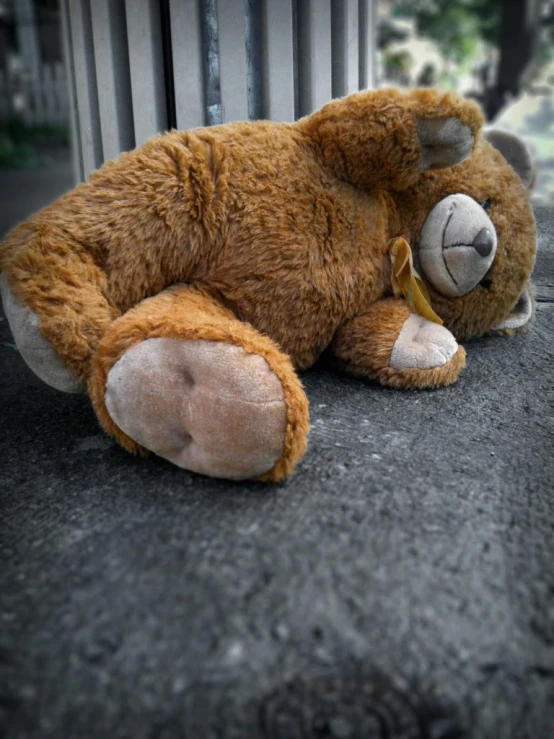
[61,0,377,182]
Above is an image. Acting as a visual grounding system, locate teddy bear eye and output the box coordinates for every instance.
[481,198,491,211]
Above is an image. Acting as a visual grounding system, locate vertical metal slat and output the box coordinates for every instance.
[331,0,359,98]
[67,0,103,177]
[169,0,204,130]
[60,0,84,183]
[246,0,263,120]
[216,0,249,122]
[359,0,377,90]
[124,0,168,145]
[261,0,295,122]
[91,0,135,161]
[297,0,333,117]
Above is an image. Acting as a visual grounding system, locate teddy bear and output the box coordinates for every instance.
[0,88,536,482]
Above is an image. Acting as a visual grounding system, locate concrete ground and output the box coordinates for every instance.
[0,154,553,738]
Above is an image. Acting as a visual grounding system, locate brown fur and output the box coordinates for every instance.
[0,88,536,478]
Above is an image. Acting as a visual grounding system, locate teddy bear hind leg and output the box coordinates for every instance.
[1,230,118,391]
[331,298,466,389]
[88,285,309,482]
[1,273,81,392]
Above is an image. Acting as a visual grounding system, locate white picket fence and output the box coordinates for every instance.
[61,0,377,184]
[0,62,69,127]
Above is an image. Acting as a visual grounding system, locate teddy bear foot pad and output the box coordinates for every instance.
[390,314,459,370]
[104,338,287,480]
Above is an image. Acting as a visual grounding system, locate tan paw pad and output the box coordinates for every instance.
[105,338,287,480]
[390,313,458,370]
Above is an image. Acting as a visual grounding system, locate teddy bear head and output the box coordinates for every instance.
[397,130,536,341]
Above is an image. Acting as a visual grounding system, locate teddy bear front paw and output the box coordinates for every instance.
[417,117,474,172]
[104,338,287,480]
[390,313,459,370]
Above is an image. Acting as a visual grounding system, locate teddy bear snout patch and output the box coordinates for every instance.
[418,193,498,298]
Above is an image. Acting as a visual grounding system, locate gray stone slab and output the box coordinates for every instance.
[0,192,553,736]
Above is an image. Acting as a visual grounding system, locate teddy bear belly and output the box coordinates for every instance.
[240,302,344,370]
[199,260,389,370]
[182,186,392,368]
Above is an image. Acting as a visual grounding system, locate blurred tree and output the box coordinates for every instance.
[412,4,480,66]
[392,0,553,119]
[417,62,438,87]
[487,0,551,118]
[377,18,409,49]
[393,0,500,65]
[383,49,414,86]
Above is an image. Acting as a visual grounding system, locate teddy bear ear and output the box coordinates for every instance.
[483,129,534,188]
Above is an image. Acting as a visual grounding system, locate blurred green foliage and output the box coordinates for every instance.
[0,121,69,169]
[384,49,414,72]
[393,0,502,64]
[0,131,40,169]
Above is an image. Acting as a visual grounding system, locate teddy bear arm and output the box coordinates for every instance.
[302,88,484,191]
[88,285,309,482]
[331,298,466,389]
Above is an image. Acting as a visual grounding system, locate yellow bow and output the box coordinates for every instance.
[389,236,443,325]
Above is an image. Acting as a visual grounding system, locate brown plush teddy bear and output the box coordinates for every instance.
[0,88,536,482]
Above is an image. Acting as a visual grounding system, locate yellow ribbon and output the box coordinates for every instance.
[389,236,443,325]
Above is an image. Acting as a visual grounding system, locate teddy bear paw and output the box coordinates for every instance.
[390,313,460,371]
[104,338,287,480]
[417,117,474,172]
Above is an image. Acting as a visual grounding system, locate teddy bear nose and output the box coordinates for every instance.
[473,228,494,257]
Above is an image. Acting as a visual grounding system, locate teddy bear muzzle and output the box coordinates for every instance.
[418,193,497,298]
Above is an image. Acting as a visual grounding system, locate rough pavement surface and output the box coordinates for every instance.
[0,163,553,738]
